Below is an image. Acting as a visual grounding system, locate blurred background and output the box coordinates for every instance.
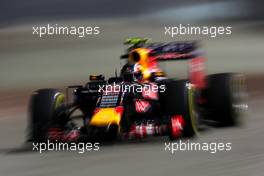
[0,0,264,90]
[0,0,263,176]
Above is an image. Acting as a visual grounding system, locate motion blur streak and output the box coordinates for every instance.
[0,0,264,176]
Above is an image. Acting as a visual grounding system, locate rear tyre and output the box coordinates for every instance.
[28,89,65,142]
[206,73,246,126]
[159,80,198,139]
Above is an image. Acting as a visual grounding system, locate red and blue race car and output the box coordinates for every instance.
[27,38,246,143]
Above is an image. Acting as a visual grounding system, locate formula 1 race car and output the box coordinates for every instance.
[27,38,246,143]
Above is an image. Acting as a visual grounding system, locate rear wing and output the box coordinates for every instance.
[150,51,201,61]
[120,41,200,60]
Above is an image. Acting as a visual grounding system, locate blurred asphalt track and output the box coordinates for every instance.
[0,3,264,176]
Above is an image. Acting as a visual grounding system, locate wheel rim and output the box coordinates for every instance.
[230,74,248,121]
[187,84,199,135]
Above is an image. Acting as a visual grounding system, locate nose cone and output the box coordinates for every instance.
[89,107,123,127]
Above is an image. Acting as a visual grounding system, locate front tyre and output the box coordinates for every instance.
[159,80,198,139]
[28,89,65,142]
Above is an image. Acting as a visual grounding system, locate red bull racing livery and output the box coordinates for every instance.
[27,38,246,143]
